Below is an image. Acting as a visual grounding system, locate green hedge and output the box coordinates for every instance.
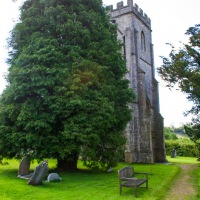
[165,139,198,157]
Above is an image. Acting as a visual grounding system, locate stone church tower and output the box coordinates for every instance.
[108,0,166,163]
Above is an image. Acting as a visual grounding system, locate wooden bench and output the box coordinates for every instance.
[118,166,148,197]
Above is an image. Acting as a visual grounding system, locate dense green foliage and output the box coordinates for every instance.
[165,139,198,157]
[0,0,135,170]
[184,125,200,157]
[0,159,180,200]
[164,127,178,140]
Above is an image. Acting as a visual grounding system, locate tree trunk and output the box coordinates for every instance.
[57,153,78,171]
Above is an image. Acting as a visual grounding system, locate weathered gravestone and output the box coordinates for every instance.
[171,149,177,158]
[28,160,48,186]
[18,156,30,176]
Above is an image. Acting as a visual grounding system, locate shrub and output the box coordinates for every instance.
[165,138,198,157]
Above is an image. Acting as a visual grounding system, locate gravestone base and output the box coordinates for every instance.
[124,151,134,163]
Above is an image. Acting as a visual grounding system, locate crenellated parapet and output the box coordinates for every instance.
[107,0,151,28]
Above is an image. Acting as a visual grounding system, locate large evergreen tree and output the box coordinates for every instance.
[0,0,134,170]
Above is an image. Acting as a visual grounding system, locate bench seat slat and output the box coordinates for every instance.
[121,179,147,187]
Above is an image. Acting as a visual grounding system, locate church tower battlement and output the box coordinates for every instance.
[107,0,151,28]
[107,0,166,163]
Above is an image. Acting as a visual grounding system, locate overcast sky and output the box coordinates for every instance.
[0,0,200,127]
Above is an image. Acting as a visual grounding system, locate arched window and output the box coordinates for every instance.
[122,35,126,59]
[141,31,146,51]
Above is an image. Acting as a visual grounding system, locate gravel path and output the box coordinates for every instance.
[165,164,197,200]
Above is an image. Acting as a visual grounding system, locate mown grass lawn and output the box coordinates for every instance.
[0,158,181,200]
[166,156,200,164]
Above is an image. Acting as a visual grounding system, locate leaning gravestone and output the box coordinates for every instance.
[18,156,30,176]
[28,160,48,186]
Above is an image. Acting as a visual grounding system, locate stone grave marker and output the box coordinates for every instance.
[18,156,30,176]
[47,173,62,182]
[28,160,48,186]
[171,149,177,158]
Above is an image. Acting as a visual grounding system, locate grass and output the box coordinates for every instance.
[191,163,200,200]
[167,155,200,200]
[166,156,200,164]
[0,158,180,200]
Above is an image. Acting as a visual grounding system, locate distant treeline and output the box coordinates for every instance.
[164,126,198,157]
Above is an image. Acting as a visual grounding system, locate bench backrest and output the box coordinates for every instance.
[118,166,134,179]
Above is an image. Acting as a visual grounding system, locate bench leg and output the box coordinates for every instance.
[120,186,122,195]
[134,187,137,197]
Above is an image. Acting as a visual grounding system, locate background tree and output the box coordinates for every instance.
[0,0,135,170]
[164,127,178,140]
[158,24,200,123]
[158,24,200,158]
